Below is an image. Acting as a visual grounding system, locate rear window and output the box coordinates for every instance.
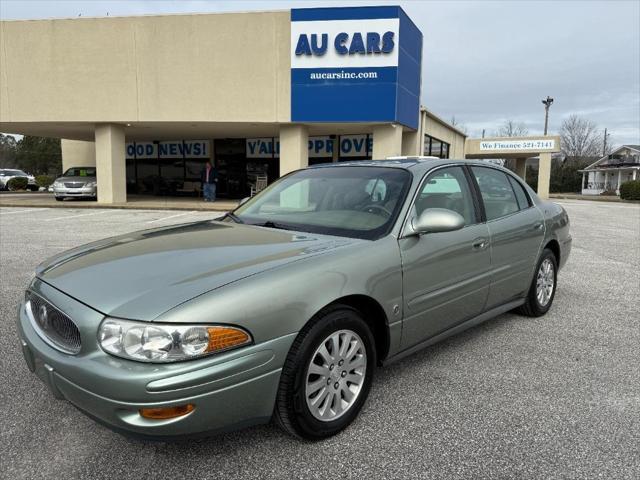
[471,167,520,221]
[508,175,531,209]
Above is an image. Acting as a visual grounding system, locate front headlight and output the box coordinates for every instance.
[53,181,63,187]
[85,181,97,187]
[98,318,252,363]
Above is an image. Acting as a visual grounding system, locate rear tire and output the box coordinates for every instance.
[274,305,376,440]
[516,248,558,317]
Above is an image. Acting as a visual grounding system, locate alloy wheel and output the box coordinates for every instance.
[305,329,367,422]
[536,258,555,307]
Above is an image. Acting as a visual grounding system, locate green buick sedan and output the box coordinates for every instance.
[17,158,571,440]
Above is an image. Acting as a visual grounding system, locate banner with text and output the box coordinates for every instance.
[479,139,556,151]
[126,141,211,159]
[246,135,372,159]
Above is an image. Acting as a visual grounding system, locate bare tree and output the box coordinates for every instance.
[560,115,603,160]
[495,120,529,138]
[449,116,468,135]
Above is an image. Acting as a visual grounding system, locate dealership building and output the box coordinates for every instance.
[0,6,558,202]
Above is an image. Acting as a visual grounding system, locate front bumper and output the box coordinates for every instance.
[17,281,295,438]
[559,234,572,270]
[53,185,96,197]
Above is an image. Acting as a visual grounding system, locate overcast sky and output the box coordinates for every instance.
[1,0,639,146]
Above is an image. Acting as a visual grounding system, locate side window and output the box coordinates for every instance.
[414,166,476,225]
[507,175,531,209]
[471,167,520,221]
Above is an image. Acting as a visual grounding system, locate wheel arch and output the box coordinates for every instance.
[544,238,560,265]
[322,294,390,364]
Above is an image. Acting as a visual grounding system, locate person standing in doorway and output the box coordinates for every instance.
[201,160,218,202]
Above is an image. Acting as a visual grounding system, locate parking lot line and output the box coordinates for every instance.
[44,210,113,222]
[146,211,197,224]
[0,207,49,215]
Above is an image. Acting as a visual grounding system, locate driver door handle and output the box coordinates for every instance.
[472,237,488,251]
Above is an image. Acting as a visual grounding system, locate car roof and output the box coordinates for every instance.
[307,157,514,175]
[309,157,444,171]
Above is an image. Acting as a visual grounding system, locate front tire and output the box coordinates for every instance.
[274,305,376,440]
[516,248,558,317]
[55,196,64,202]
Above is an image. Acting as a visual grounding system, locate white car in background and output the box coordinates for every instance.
[0,169,38,191]
[52,166,97,201]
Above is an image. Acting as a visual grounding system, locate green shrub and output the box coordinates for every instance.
[619,180,640,200]
[6,177,28,190]
[35,175,54,188]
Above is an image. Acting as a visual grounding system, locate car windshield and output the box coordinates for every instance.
[0,169,27,176]
[63,167,96,177]
[232,166,412,240]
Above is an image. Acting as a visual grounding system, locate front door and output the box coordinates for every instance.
[399,166,491,350]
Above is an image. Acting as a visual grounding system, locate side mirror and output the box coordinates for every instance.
[410,208,465,235]
[239,197,251,206]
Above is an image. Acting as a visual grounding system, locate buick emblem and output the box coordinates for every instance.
[38,304,49,330]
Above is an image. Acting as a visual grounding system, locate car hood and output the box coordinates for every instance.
[36,221,358,320]
[56,176,96,183]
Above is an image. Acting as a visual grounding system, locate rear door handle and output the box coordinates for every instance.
[472,237,488,251]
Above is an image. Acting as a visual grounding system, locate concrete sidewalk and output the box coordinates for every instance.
[549,193,624,202]
[0,192,239,211]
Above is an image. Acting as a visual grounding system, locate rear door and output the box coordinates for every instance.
[470,166,545,308]
[399,165,491,349]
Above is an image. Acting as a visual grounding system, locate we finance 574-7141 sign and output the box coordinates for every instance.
[480,139,556,151]
[290,7,422,129]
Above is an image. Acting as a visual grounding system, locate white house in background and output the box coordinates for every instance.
[580,145,640,195]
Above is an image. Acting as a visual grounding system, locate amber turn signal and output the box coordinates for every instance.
[139,403,195,420]
[205,326,251,353]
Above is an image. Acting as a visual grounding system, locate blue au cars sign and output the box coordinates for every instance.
[291,6,422,129]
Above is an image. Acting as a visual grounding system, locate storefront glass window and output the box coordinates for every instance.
[424,134,451,159]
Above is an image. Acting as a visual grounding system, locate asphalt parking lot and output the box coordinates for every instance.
[1,201,639,479]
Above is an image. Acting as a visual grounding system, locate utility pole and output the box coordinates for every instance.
[602,128,610,156]
[542,96,554,135]
[482,129,485,138]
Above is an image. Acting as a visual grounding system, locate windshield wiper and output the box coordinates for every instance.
[222,212,244,224]
[254,220,291,230]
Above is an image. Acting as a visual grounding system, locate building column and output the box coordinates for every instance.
[279,124,308,176]
[95,123,126,204]
[372,124,403,160]
[61,139,96,171]
[616,170,622,193]
[514,157,527,180]
[401,129,420,156]
[331,135,340,163]
[633,170,637,181]
[537,152,552,200]
[581,172,586,191]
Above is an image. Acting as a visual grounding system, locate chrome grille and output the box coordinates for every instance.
[64,182,85,188]
[26,291,81,354]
